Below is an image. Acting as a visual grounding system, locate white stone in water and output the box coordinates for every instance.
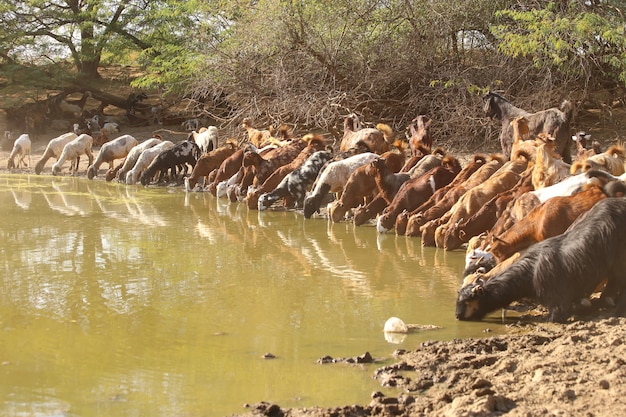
[383,317,409,333]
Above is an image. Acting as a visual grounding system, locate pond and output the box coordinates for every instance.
[0,174,503,417]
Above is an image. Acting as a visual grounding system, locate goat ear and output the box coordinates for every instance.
[472,281,485,296]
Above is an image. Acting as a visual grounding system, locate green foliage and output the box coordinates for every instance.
[492,3,626,84]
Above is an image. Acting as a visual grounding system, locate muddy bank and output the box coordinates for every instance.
[233,316,626,417]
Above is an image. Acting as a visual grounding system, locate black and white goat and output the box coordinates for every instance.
[140,140,201,185]
[258,150,334,211]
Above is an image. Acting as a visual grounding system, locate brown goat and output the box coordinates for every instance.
[570,144,625,176]
[437,157,529,249]
[376,155,462,233]
[406,115,433,156]
[486,183,608,264]
[328,151,405,222]
[340,114,394,154]
[207,149,245,196]
[413,154,508,242]
[186,139,239,190]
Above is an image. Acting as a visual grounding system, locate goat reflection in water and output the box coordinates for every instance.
[34,179,168,226]
[177,190,465,305]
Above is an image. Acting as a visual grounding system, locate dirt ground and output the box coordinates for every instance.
[2,108,626,417]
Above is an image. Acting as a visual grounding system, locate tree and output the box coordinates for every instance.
[0,0,204,79]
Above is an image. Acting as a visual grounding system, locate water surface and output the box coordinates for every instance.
[0,174,502,416]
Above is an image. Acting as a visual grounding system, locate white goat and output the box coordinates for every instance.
[7,134,31,169]
[87,134,139,179]
[102,122,120,136]
[115,137,163,181]
[52,134,94,176]
[125,141,175,185]
[189,126,219,154]
[303,152,379,218]
[35,132,78,174]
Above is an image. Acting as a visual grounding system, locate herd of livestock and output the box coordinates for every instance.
[5,91,626,323]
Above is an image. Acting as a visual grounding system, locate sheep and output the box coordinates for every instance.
[126,141,176,185]
[52,134,94,176]
[34,132,78,174]
[87,134,139,179]
[7,134,31,169]
[188,126,219,154]
[114,137,164,182]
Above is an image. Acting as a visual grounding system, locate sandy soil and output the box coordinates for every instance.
[2,116,626,417]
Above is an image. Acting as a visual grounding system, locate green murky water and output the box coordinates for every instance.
[0,174,501,416]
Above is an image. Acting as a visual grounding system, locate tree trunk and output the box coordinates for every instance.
[80,59,102,79]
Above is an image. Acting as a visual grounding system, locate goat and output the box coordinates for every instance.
[246,135,327,209]
[52,134,94,176]
[87,135,139,179]
[406,148,446,178]
[241,118,274,147]
[7,134,32,169]
[52,91,91,118]
[243,139,308,188]
[126,92,149,114]
[415,154,508,244]
[376,156,462,233]
[207,149,245,196]
[140,140,201,185]
[102,122,120,137]
[483,183,609,265]
[185,139,239,191]
[483,91,574,163]
[368,154,412,204]
[488,170,613,237]
[400,155,491,235]
[509,115,552,161]
[34,132,78,174]
[339,114,394,154]
[114,137,163,182]
[188,126,219,154]
[456,197,626,323]
[303,152,379,218]
[437,157,529,249]
[447,168,535,250]
[258,150,334,211]
[406,115,433,156]
[531,141,571,190]
[572,131,601,160]
[570,145,626,176]
[125,141,175,185]
[327,151,405,222]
